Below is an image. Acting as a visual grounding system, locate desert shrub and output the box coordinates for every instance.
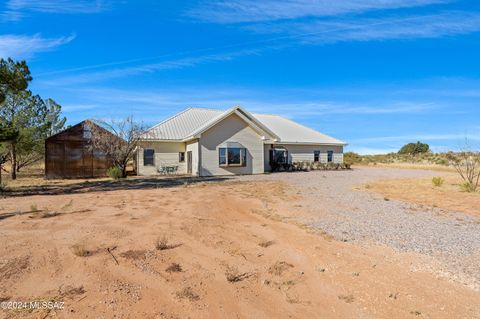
[175,287,199,301]
[460,182,476,193]
[398,141,430,156]
[432,177,444,187]
[258,240,274,248]
[71,244,89,257]
[225,266,249,282]
[344,152,362,164]
[107,166,123,180]
[165,263,182,273]
[155,235,169,250]
[435,158,449,165]
[268,261,294,276]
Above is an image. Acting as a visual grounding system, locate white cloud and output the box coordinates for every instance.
[0,33,75,59]
[188,0,448,23]
[37,47,267,84]
[2,0,105,21]
[244,11,480,43]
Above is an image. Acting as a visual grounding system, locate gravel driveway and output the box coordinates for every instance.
[239,167,480,290]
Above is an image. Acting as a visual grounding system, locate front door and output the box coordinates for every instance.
[187,151,192,174]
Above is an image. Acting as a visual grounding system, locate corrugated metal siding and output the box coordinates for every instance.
[253,114,345,145]
[45,121,112,179]
[199,113,264,176]
[142,108,223,140]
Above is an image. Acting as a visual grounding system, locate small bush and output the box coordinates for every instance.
[30,204,39,212]
[71,244,89,257]
[107,166,123,180]
[338,294,355,303]
[166,263,182,273]
[268,261,294,276]
[225,266,249,283]
[432,177,444,187]
[155,236,169,250]
[258,240,274,248]
[175,287,199,301]
[461,182,476,193]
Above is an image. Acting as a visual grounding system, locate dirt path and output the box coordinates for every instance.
[1,180,479,318]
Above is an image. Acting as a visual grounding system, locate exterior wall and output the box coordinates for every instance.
[199,113,264,176]
[45,121,112,179]
[186,139,199,176]
[137,141,186,175]
[264,144,344,171]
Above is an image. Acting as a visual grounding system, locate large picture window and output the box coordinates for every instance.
[219,147,246,167]
[144,149,155,166]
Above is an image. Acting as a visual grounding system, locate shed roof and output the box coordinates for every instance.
[141,107,346,145]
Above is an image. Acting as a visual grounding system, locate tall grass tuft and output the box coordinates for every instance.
[432,177,444,187]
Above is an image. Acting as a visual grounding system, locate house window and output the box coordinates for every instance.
[314,151,320,162]
[144,149,155,166]
[219,147,246,167]
[179,152,185,162]
[273,148,287,164]
[327,151,334,163]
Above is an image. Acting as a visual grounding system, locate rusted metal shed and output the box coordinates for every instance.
[45,120,113,179]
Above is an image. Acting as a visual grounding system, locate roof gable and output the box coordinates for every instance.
[140,106,346,145]
[186,106,279,140]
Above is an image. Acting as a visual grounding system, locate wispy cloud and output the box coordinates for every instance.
[188,0,449,23]
[38,47,268,85]
[245,11,480,43]
[2,0,106,21]
[0,33,75,59]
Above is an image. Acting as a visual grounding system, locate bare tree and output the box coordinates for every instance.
[447,140,480,192]
[89,117,145,178]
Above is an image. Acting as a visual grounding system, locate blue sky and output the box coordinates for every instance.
[1,0,480,154]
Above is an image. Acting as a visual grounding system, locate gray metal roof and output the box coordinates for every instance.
[141,107,346,145]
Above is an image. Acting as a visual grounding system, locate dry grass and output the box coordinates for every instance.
[29,210,60,219]
[357,162,456,173]
[70,244,89,257]
[258,240,275,248]
[120,250,147,260]
[338,294,355,303]
[175,287,199,301]
[225,266,250,283]
[362,174,480,217]
[165,263,182,273]
[155,236,169,250]
[268,261,294,276]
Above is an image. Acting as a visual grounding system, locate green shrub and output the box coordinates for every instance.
[460,182,476,193]
[107,166,123,180]
[431,177,444,187]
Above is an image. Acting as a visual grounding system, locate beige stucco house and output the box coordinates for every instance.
[137,106,346,177]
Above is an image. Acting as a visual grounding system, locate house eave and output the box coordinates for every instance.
[268,141,348,146]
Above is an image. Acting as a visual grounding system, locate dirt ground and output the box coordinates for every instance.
[362,172,480,218]
[1,177,479,319]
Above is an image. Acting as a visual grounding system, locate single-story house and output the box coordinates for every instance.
[137,106,346,176]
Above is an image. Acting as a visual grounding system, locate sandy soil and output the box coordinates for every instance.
[364,173,480,218]
[1,180,479,318]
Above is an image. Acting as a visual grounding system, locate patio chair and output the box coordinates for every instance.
[158,166,167,175]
